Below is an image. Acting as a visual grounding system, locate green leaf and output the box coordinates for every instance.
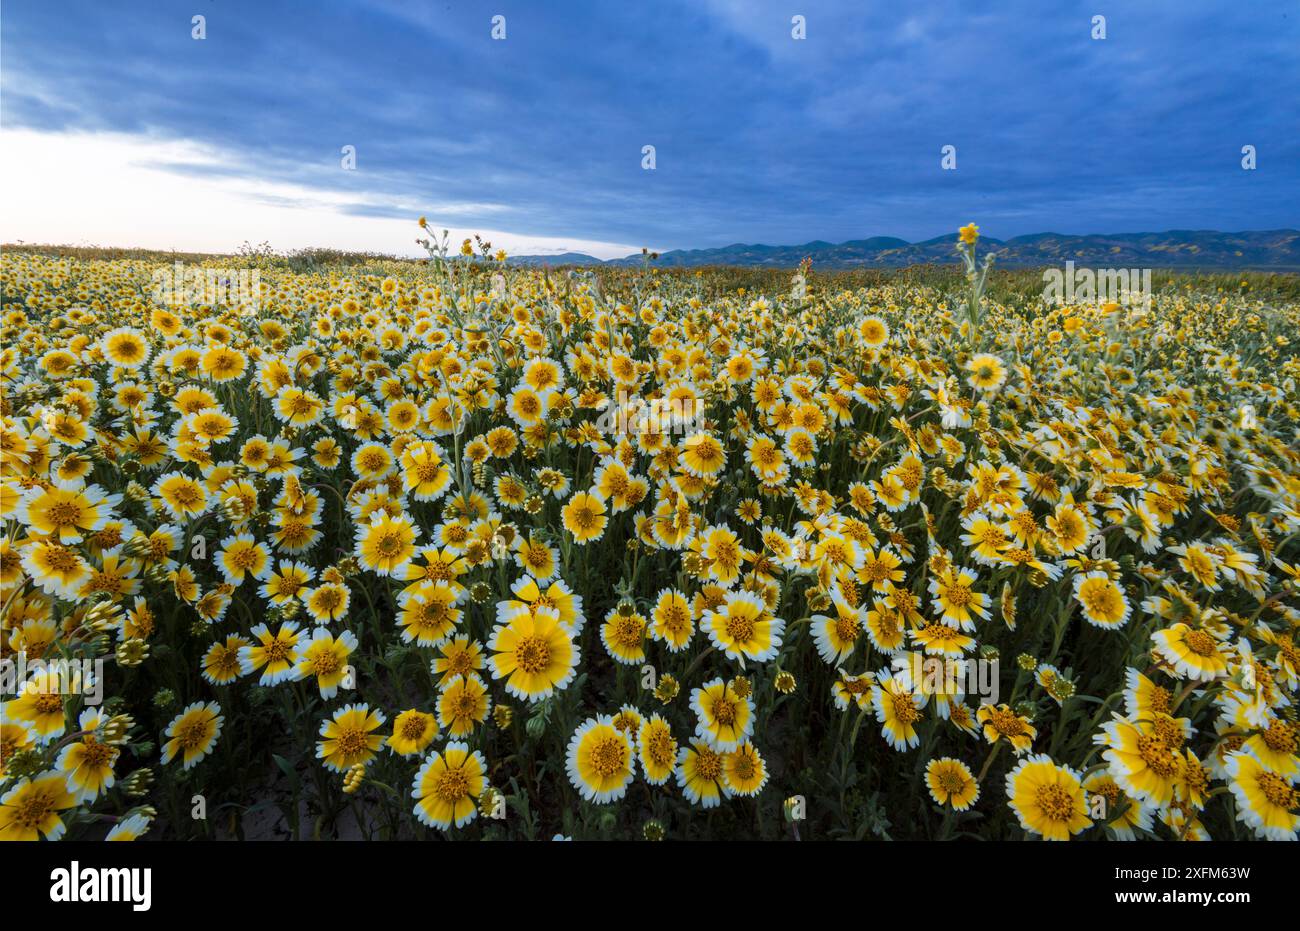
[272,753,300,794]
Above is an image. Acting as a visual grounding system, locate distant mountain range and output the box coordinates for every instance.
[508,229,1300,270]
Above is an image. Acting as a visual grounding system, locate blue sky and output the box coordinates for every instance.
[2,0,1297,257]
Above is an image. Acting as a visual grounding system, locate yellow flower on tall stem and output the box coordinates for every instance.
[1169,543,1222,592]
[412,741,486,830]
[55,709,120,802]
[676,739,730,809]
[437,674,491,737]
[5,668,83,743]
[201,634,251,685]
[400,545,468,598]
[680,431,726,478]
[506,384,550,427]
[431,636,485,686]
[161,701,224,770]
[1243,720,1300,779]
[911,621,976,658]
[1152,623,1231,681]
[200,344,247,382]
[20,538,92,599]
[977,703,1037,754]
[400,440,452,501]
[859,315,889,347]
[317,703,385,772]
[100,326,150,369]
[216,532,272,585]
[350,441,394,480]
[1224,750,1299,841]
[691,678,754,751]
[396,580,464,646]
[928,566,989,631]
[723,742,769,797]
[1072,571,1130,628]
[152,471,209,520]
[0,771,77,841]
[637,714,678,785]
[600,604,648,665]
[501,574,586,634]
[17,483,118,543]
[273,385,325,426]
[489,603,579,701]
[304,581,350,623]
[703,589,783,663]
[966,353,1007,393]
[1083,772,1154,840]
[292,627,358,699]
[514,535,558,581]
[811,590,865,665]
[832,670,874,711]
[387,709,439,757]
[566,715,634,803]
[260,560,314,605]
[1098,712,1189,807]
[1005,753,1093,840]
[1123,667,1173,720]
[925,757,979,810]
[561,490,608,543]
[865,599,907,654]
[239,621,303,685]
[355,512,419,576]
[872,670,925,751]
[961,512,1011,564]
[650,587,694,651]
[1046,496,1092,555]
[697,524,744,584]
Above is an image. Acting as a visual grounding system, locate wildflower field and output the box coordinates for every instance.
[1,227,1298,843]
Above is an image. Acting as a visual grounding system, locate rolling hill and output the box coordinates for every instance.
[509,229,1300,270]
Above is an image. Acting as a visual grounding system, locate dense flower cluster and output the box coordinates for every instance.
[1,228,1297,841]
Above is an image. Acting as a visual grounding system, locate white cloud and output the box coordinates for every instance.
[0,128,641,260]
